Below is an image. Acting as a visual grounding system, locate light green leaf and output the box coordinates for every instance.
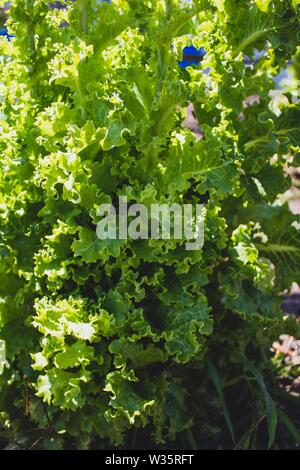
[0,340,8,375]
[31,352,48,371]
[255,0,271,12]
[54,341,95,369]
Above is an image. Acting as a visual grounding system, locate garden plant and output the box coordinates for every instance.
[0,0,300,450]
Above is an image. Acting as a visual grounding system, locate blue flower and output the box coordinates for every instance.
[0,27,14,41]
[48,1,68,10]
[48,0,111,10]
[179,45,206,69]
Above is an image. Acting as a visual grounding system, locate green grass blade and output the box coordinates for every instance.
[247,365,277,449]
[278,409,300,445]
[207,359,235,443]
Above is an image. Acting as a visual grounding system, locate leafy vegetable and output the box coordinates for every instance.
[0,0,299,450]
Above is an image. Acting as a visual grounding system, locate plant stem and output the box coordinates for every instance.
[186,428,198,450]
[80,0,91,34]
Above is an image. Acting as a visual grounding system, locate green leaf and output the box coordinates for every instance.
[207,359,235,443]
[256,227,300,288]
[255,0,271,12]
[72,227,126,263]
[166,130,238,196]
[278,409,300,445]
[109,338,166,368]
[1,0,300,450]
[0,340,8,375]
[31,352,48,371]
[54,341,95,369]
[247,364,277,449]
[104,370,155,426]
[36,368,91,411]
[32,297,98,341]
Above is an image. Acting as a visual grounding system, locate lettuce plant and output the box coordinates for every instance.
[0,0,300,450]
